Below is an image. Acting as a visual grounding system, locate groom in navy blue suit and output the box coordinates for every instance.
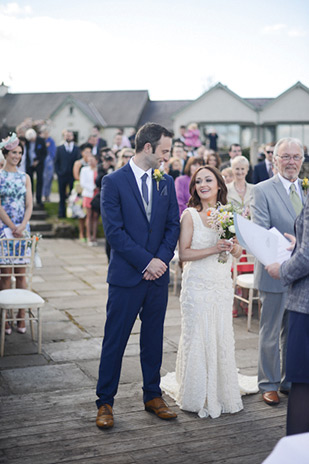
[96,123,180,429]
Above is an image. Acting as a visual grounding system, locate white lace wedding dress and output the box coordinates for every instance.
[161,207,246,419]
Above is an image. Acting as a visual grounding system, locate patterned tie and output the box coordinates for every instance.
[289,184,302,215]
[268,164,273,178]
[141,173,149,205]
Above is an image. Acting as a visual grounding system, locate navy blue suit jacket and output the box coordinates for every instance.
[101,163,180,288]
[55,144,80,177]
[25,136,47,172]
[253,161,270,184]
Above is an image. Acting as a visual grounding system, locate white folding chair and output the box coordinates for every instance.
[233,252,260,331]
[0,237,44,356]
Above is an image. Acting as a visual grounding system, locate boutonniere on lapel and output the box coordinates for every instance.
[153,168,165,191]
[302,177,309,196]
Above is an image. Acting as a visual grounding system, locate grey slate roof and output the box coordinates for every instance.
[139,100,192,130]
[244,98,273,110]
[0,90,150,128]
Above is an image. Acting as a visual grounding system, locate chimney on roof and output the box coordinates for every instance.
[0,82,9,97]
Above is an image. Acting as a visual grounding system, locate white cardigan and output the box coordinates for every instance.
[80,166,96,198]
[227,181,254,210]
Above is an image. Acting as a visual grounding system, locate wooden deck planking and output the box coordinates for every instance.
[0,239,286,463]
[2,418,284,464]
[1,393,286,464]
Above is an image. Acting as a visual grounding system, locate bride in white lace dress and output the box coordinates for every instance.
[161,166,244,418]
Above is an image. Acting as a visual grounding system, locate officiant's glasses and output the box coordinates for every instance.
[277,154,302,161]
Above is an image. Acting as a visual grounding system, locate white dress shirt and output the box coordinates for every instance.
[129,158,153,201]
[129,157,153,273]
[265,159,273,175]
[64,142,74,152]
[278,173,302,197]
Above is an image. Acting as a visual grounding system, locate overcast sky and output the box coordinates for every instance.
[0,0,308,100]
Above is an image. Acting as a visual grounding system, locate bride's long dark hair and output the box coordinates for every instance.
[188,165,228,211]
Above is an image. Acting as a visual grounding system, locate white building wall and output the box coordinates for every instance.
[49,103,135,147]
[260,87,309,123]
[50,104,94,145]
[173,87,258,134]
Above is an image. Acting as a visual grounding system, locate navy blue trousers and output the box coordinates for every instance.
[57,174,74,217]
[96,280,168,408]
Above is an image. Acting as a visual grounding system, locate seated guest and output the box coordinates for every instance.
[175,157,203,216]
[253,142,276,184]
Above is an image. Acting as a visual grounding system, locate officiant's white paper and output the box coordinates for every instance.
[234,214,291,266]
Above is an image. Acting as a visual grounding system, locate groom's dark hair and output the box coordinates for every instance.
[135,123,173,154]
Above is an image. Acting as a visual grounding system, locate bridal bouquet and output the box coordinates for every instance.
[206,203,248,263]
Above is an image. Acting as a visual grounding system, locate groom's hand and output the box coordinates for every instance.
[143,270,156,280]
[145,258,167,279]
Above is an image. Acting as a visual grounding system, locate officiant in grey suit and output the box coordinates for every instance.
[251,137,305,406]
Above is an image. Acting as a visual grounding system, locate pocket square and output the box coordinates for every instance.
[160,185,168,196]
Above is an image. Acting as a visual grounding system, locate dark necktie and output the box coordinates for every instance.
[141,173,149,205]
[289,184,302,215]
[268,164,273,178]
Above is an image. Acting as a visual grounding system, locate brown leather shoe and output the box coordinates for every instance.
[145,397,177,420]
[96,404,114,429]
[262,391,280,406]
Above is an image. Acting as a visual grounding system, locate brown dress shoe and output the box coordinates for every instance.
[145,397,177,420]
[96,404,114,429]
[262,391,280,406]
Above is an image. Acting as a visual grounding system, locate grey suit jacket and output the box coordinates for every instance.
[251,175,304,293]
[280,193,309,314]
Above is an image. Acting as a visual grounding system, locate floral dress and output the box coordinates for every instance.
[0,170,31,263]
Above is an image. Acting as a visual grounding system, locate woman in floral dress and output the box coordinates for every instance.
[0,133,33,334]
